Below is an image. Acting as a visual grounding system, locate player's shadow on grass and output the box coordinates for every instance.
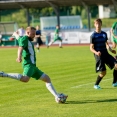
[67,98,117,104]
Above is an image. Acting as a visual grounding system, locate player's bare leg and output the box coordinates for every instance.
[36,43,40,52]
[112,42,117,60]
[47,40,54,48]
[59,40,62,48]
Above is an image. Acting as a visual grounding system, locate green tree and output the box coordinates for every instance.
[11,9,27,27]
[81,9,87,19]
[71,6,81,15]
[90,6,98,18]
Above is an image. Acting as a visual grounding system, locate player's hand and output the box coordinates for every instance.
[16,58,22,63]
[112,50,116,54]
[12,31,19,40]
[12,31,18,36]
[113,35,117,39]
[96,51,101,56]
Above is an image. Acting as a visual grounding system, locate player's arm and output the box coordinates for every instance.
[12,31,20,40]
[16,46,23,63]
[55,29,59,36]
[35,34,41,38]
[90,43,101,56]
[111,28,117,39]
[106,42,116,54]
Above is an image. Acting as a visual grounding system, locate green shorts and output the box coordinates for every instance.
[112,36,117,44]
[23,64,44,80]
[54,36,62,42]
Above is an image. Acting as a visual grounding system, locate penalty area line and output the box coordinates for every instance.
[71,78,112,88]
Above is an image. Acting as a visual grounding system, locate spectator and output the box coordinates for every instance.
[18,26,25,37]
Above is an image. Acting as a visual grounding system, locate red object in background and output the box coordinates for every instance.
[9,37,15,41]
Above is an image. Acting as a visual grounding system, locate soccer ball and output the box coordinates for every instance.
[55,93,68,104]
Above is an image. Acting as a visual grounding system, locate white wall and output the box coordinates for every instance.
[40,15,83,31]
[45,28,111,44]
[99,5,116,18]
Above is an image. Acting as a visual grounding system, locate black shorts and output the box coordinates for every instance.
[94,52,117,73]
[36,37,43,45]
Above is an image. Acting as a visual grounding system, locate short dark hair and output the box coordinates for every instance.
[94,18,102,24]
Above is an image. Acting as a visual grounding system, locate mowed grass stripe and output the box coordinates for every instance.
[0,46,117,117]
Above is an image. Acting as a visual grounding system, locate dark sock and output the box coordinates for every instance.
[113,69,117,83]
[95,75,103,85]
[37,48,39,50]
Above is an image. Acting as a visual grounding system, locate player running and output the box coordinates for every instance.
[47,25,62,48]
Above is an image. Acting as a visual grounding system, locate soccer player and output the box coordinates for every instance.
[18,26,25,37]
[111,22,117,59]
[0,26,67,103]
[90,18,117,89]
[47,25,62,48]
[0,31,2,44]
[35,25,43,52]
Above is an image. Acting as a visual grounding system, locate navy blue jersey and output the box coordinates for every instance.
[36,30,41,35]
[90,31,108,52]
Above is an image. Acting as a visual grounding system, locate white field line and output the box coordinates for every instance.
[71,78,112,88]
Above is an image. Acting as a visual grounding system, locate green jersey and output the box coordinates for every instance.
[18,36,36,66]
[53,28,62,41]
[54,28,59,38]
[112,22,117,36]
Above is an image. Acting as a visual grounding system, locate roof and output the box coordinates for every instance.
[0,0,117,9]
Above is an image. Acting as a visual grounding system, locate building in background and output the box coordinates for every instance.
[99,5,116,18]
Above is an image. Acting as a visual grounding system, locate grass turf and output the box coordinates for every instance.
[0,46,117,117]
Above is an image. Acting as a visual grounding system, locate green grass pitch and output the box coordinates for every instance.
[0,45,117,117]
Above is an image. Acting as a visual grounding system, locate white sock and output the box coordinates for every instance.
[46,83,58,97]
[59,41,62,47]
[2,73,22,80]
[48,41,53,46]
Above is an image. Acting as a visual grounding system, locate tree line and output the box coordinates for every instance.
[0,6,98,27]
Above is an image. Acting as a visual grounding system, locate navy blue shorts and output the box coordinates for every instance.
[94,52,117,72]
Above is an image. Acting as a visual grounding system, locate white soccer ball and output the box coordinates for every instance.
[55,93,68,104]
